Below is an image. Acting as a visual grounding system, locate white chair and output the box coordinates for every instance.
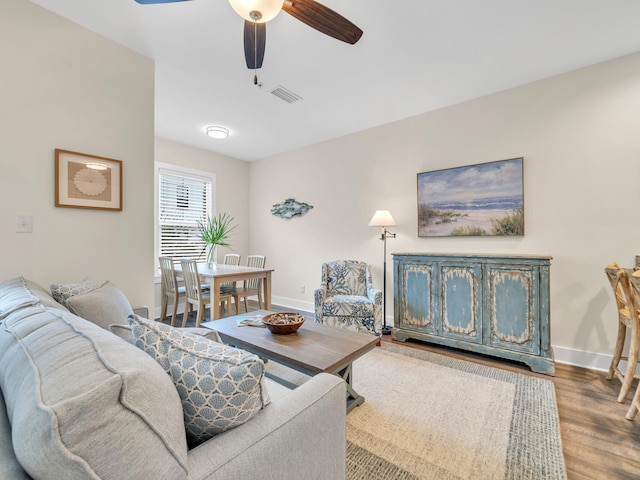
[159,256,189,326]
[231,255,266,314]
[180,259,234,327]
[220,253,241,315]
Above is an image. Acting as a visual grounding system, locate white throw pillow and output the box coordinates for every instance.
[66,282,133,330]
[128,314,270,445]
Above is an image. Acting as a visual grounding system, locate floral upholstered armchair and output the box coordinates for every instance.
[314,260,382,336]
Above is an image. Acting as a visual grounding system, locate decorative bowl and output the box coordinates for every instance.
[262,312,305,334]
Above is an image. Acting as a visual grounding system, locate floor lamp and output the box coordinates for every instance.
[368,210,396,335]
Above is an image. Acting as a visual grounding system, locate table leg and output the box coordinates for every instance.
[212,278,221,320]
[335,363,364,412]
[264,271,271,310]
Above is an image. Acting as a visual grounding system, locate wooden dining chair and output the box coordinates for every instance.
[180,259,234,327]
[231,255,266,314]
[625,270,640,421]
[219,253,241,315]
[220,253,241,292]
[604,263,640,403]
[159,256,190,326]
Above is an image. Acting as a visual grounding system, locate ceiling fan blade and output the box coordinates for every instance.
[244,20,266,69]
[134,0,191,4]
[282,0,363,45]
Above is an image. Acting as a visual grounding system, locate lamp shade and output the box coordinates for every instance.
[228,0,284,22]
[368,210,397,227]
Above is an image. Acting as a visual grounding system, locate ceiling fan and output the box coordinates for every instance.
[134,0,363,84]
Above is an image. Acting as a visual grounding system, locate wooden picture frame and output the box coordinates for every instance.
[417,157,524,237]
[55,149,122,211]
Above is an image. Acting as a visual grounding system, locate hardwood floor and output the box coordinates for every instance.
[173,303,640,479]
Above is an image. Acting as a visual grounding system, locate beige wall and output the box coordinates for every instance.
[0,0,155,309]
[249,52,640,369]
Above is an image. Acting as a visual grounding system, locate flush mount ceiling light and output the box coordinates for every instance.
[205,126,230,139]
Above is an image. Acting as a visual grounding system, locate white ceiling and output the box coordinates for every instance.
[31,0,640,161]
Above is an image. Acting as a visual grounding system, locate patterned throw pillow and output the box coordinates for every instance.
[50,278,100,307]
[128,315,270,445]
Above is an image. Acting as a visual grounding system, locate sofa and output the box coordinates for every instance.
[0,277,346,480]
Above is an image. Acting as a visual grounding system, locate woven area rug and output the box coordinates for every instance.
[267,343,566,480]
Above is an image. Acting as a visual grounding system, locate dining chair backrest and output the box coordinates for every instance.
[159,256,179,295]
[245,255,266,289]
[220,254,241,291]
[180,259,203,304]
[224,254,241,266]
[605,263,635,326]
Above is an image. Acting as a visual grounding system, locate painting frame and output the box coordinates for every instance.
[417,157,524,237]
[55,149,123,211]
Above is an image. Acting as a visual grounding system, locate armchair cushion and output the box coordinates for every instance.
[322,294,375,318]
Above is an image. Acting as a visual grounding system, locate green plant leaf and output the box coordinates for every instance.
[197,212,237,248]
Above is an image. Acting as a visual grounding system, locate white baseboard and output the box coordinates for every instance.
[552,346,611,372]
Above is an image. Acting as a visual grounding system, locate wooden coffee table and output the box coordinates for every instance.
[201,310,378,412]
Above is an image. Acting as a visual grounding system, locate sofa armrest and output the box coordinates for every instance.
[187,373,346,480]
[132,305,149,318]
[0,389,31,479]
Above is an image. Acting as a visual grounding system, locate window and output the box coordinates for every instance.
[155,163,215,267]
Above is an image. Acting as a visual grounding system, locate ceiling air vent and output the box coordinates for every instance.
[270,85,302,104]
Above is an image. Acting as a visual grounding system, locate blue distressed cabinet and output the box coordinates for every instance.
[392,253,554,375]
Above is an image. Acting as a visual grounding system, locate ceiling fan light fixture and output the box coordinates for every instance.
[229,0,284,23]
[205,126,230,139]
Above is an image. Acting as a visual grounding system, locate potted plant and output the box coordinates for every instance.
[198,212,237,267]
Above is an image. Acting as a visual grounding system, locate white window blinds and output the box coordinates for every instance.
[158,168,212,262]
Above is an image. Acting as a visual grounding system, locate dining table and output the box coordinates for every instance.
[175,263,274,320]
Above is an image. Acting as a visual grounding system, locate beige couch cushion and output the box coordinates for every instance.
[66,281,133,330]
[0,305,189,480]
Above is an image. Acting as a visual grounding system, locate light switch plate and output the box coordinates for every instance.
[16,215,32,233]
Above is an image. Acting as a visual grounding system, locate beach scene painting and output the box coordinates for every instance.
[418,157,524,237]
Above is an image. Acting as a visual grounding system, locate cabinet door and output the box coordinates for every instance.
[439,264,483,343]
[397,262,436,334]
[484,265,540,354]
